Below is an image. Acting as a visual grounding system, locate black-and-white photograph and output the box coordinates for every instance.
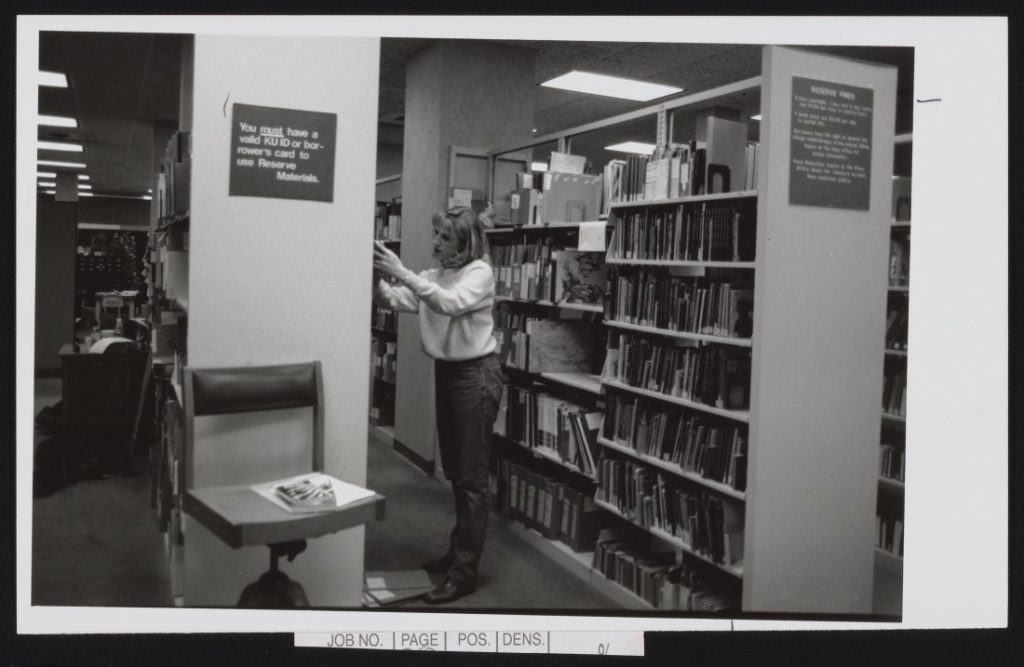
[13,13,1008,653]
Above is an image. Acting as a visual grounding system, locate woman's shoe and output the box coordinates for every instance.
[425,577,476,604]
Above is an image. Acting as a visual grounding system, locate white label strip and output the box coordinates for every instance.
[295,631,644,656]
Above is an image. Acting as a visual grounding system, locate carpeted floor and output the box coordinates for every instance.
[362,431,619,610]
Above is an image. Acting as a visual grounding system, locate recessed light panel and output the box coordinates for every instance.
[38,159,86,169]
[38,140,83,153]
[38,114,78,128]
[605,141,658,155]
[38,71,68,88]
[541,71,683,102]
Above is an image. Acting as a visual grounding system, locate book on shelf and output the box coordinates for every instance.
[888,236,910,288]
[609,272,754,339]
[605,333,751,411]
[603,393,748,492]
[608,200,755,263]
[552,250,607,305]
[882,365,907,417]
[251,472,376,514]
[497,314,596,374]
[701,116,749,195]
[875,514,905,557]
[879,443,905,483]
[596,457,744,567]
[497,455,600,552]
[884,302,909,351]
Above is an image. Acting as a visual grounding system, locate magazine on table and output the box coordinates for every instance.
[251,472,376,514]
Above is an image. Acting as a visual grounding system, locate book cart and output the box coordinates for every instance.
[480,45,899,615]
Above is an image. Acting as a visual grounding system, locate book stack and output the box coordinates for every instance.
[596,459,744,567]
[496,456,602,551]
[608,200,756,263]
[605,334,751,410]
[500,386,601,476]
[492,243,554,301]
[592,529,676,608]
[604,393,748,491]
[609,272,754,339]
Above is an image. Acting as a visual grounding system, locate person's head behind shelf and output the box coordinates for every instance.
[431,205,490,269]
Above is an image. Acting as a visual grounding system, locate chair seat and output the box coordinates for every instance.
[184,484,385,549]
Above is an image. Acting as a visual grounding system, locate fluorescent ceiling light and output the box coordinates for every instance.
[79,192,94,197]
[147,188,152,193]
[38,140,83,153]
[750,114,762,121]
[38,159,86,169]
[38,181,56,187]
[530,162,548,172]
[37,171,56,178]
[605,141,658,155]
[78,184,92,190]
[143,195,152,201]
[38,114,77,128]
[39,71,68,88]
[44,190,56,195]
[79,174,90,181]
[541,71,683,102]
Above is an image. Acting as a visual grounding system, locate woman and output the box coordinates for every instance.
[372,205,503,604]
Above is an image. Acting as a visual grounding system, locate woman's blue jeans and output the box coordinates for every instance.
[434,352,503,585]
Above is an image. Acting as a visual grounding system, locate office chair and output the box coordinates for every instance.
[181,361,385,608]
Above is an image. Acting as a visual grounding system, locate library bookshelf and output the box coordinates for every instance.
[485,45,898,615]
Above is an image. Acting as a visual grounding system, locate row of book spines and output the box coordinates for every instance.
[605,337,751,411]
[156,397,185,545]
[596,459,744,567]
[371,306,397,332]
[882,369,907,417]
[608,204,755,263]
[498,387,600,473]
[497,457,601,551]
[876,515,904,557]
[373,216,401,242]
[593,533,739,611]
[885,307,909,350]
[604,399,747,491]
[491,249,606,305]
[610,277,753,339]
[879,444,905,482]
[609,145,710,203]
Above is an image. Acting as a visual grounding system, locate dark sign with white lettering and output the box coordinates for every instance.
[229,103,336,202]
[789,76,873,210]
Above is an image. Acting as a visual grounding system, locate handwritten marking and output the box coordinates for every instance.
[916,98,942,103]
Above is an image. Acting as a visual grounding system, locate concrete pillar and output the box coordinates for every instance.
[393,40,536,469]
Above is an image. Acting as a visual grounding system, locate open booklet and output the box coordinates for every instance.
[251,472,377,514]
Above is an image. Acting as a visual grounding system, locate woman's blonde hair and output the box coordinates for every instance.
[431,205,491,269]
